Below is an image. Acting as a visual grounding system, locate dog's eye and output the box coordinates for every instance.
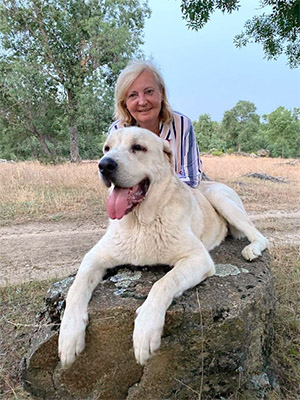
[104,145,110,152]
[131,144,146,153]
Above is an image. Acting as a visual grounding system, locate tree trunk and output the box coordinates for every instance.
[31,125,55,159]
[37,135,54,158]
[281,130,285,158]
[69,120,81,163]
[68,89,81,163]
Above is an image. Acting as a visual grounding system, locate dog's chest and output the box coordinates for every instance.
[113,219,179,265]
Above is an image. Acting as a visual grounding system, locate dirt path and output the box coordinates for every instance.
[0,220,107,286]
[1,210,299,287]
[249,209,300,247]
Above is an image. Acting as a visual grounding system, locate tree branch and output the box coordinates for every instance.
[32,0,65,84]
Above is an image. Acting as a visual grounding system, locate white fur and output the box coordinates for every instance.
[59,127,268,367]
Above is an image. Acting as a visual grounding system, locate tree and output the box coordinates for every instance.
[0,60,67,160]
[193,113,224,151]
[221,100,261,152]
[0,0,150,161]
[180,0,300,68]
[263,107,300,158]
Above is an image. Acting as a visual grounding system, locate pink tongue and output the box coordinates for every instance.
[107,185,139,220]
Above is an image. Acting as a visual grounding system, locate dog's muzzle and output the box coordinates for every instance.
[98,157,117,187]
[98,155,150,219]
[98,157,118,176]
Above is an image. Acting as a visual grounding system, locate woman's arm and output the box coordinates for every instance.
[178,119,202,187]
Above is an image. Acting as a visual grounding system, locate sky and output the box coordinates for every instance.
[141,0,300,122]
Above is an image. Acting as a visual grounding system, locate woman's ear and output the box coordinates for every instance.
[162,140,174,169]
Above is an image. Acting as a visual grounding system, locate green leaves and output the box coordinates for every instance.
[193,113,224,151]
[221,101,260,152]
[181,0,240,30]
[263,107,300,158]
[233,1,300,68]
[193,101,300,157]
[0,0,150,161]
[180,0,300,68]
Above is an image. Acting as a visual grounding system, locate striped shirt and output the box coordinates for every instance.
[108,111,202,187]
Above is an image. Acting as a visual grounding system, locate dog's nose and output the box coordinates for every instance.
[98,157,118,176]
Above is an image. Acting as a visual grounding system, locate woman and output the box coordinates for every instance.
[109,60,202,187]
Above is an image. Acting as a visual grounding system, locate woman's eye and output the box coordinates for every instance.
[132,144,146,152]
[145,89,154,95]
[128,93,136,99]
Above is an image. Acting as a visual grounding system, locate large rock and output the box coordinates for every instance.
[21,238,276,399]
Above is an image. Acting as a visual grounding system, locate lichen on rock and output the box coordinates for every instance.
[215,263,249,277]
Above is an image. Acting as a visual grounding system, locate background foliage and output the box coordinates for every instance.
[193,101,300,158]
[0,0,150,161]
[181,0,300,68]
[0,0,299,161]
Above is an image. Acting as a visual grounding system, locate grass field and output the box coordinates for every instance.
[1,156,299,225]
[0,155,299,399]
[0,161,106,225]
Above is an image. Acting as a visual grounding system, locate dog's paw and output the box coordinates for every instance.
[58,312,88,368]
[133,303,165,365]
[242,242,262,261]
[242,237,268,261]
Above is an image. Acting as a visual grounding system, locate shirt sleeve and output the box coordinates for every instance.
[108,120,124,135]
[177,119,202,188]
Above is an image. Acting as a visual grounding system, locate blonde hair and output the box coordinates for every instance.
[114,60,173,125]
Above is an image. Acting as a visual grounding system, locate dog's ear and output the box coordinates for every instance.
[162,140,174,168]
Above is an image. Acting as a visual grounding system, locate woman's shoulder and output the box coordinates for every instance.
[171,110,192,124]
[170,111,193,131]
[108,120,125,133]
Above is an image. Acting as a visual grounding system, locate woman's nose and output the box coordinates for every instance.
[137,94,147,105]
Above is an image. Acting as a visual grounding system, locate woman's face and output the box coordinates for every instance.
[125,70,162,129]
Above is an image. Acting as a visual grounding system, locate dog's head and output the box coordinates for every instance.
[98,127,174,220]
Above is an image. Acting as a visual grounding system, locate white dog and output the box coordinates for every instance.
[58,127,268,368]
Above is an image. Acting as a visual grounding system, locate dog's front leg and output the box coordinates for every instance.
[133,247,215,365]
[58,237,116,368]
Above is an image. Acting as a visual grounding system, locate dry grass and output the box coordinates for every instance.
[269,245,300,399]
[0,280,54,400]
[0,161,107,225]
[1,156,299,226]
[202,155,300,212]
[0,156,299,399]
